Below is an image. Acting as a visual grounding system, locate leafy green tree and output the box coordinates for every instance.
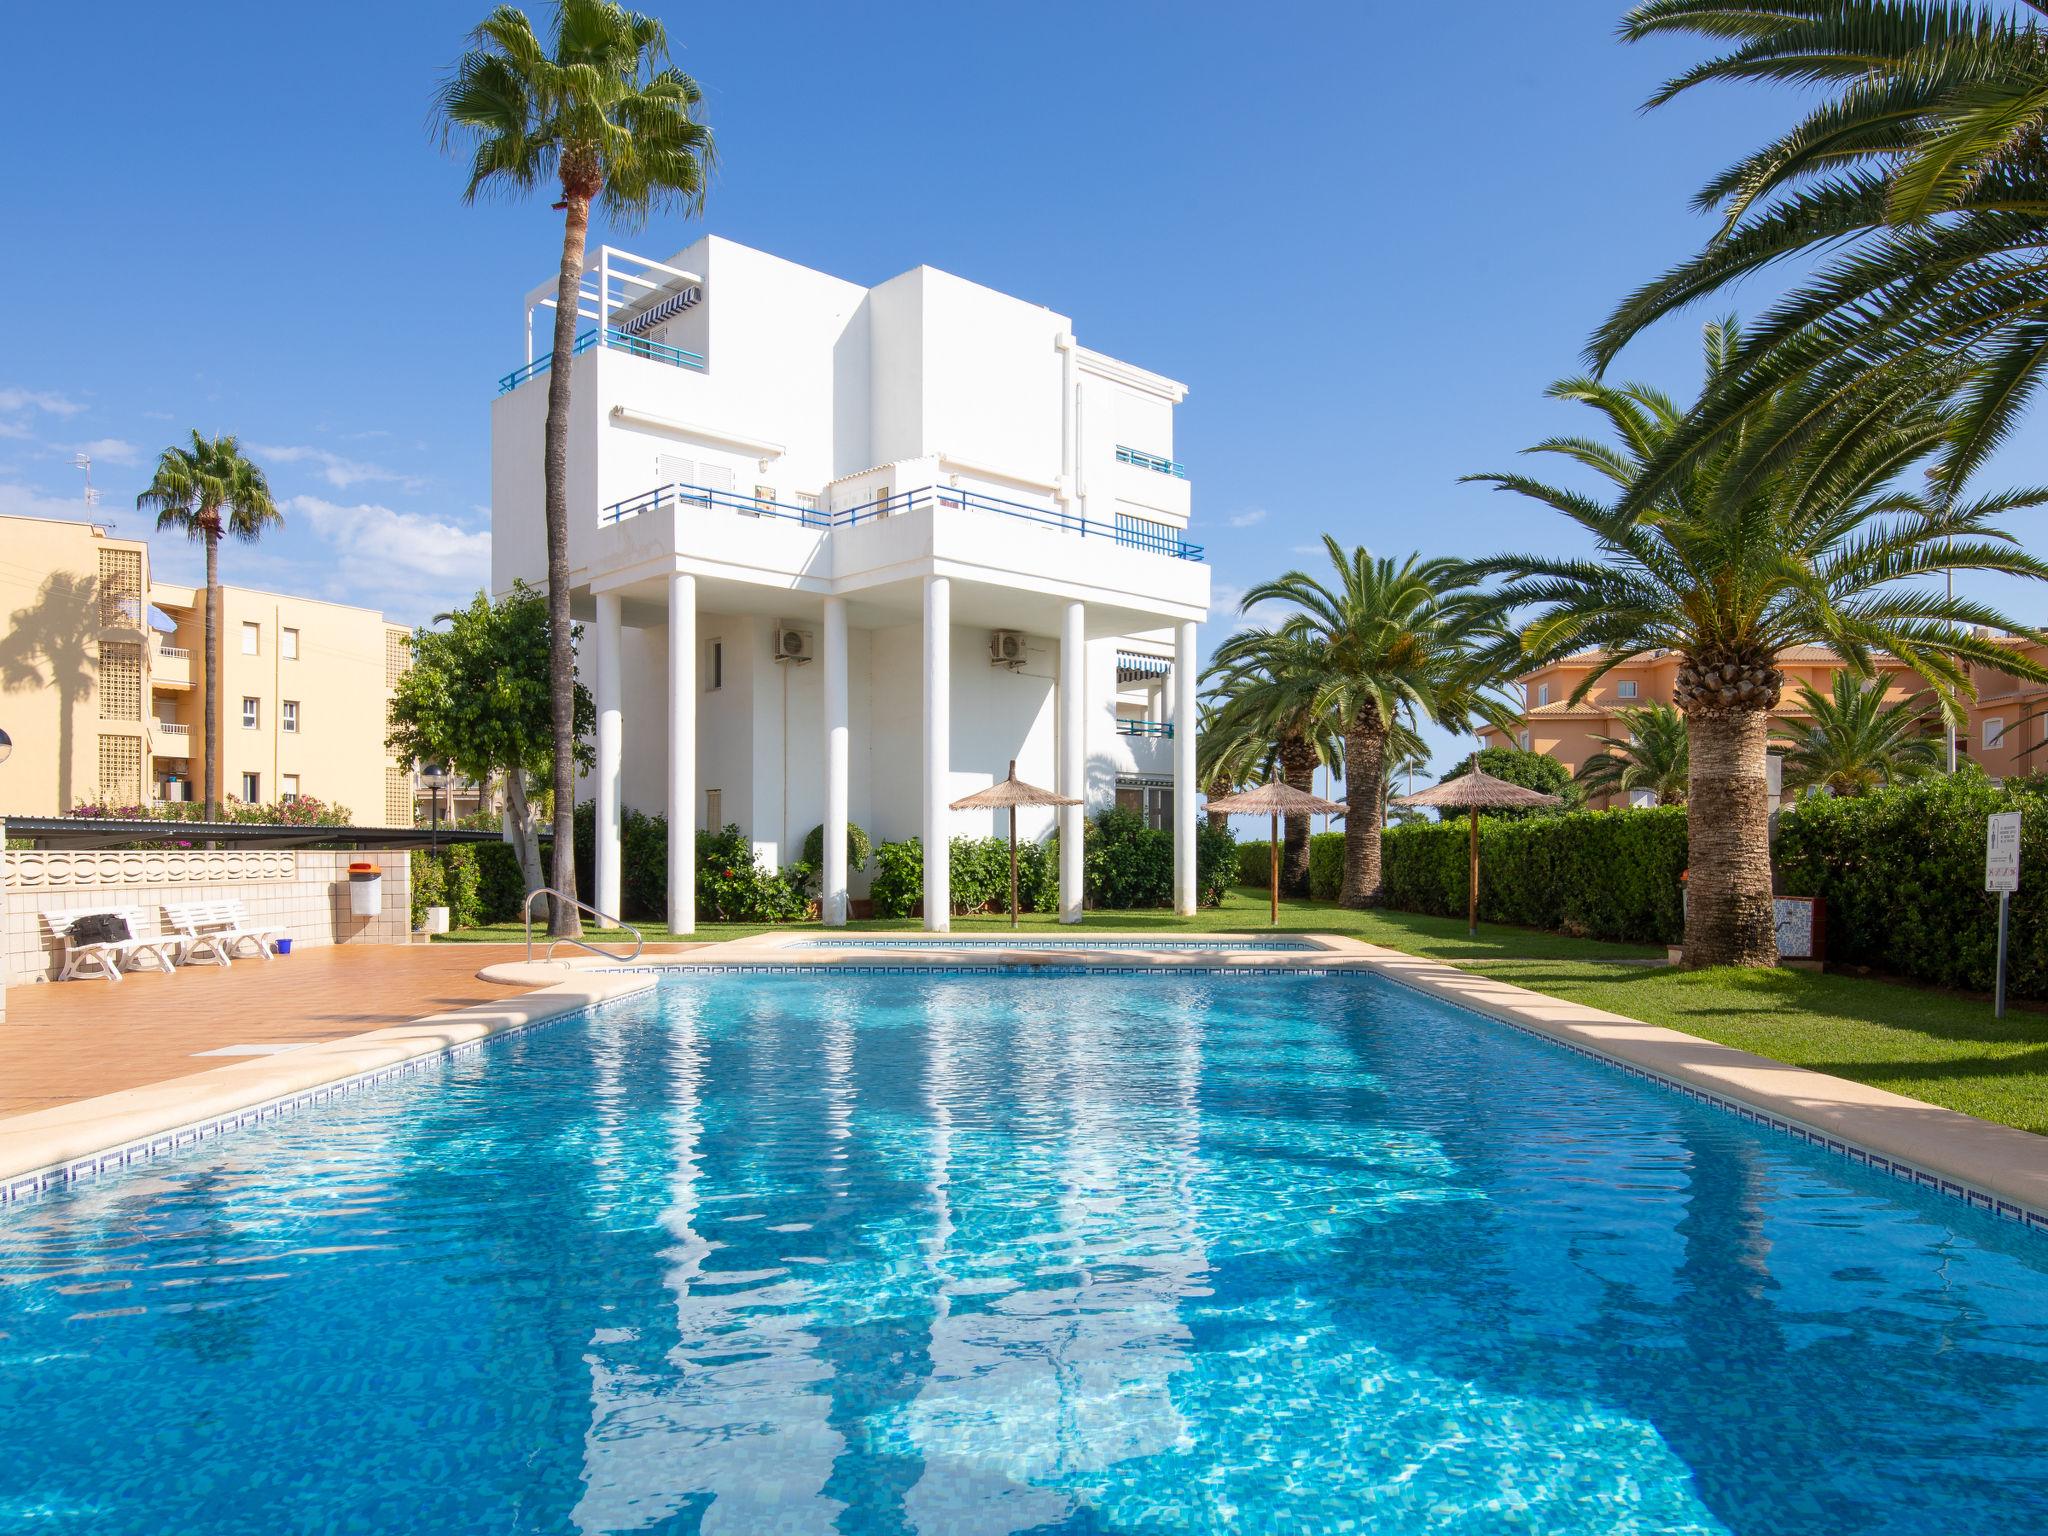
[1593,1,2048,500]
[435,0,714,932]
[135,433,280,820]
[386,583,593,899]
[1464,321,2048,966]
[1774,673,1943,798]
[1202,629,1344,894]
[1244,539,1499,907]
[1575,703,1690,806]
[1441,745,1579,820]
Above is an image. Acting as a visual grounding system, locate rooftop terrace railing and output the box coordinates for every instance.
[1115,445,1187,478]
[499,326,706,394]
[1115,718,1175,738]
[601,480,1204,561]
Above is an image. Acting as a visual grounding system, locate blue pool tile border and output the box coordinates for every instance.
[6,960,2043,1238]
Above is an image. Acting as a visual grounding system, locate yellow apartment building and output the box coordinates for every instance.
[0,512,416,824]
[1478,646,1926,807]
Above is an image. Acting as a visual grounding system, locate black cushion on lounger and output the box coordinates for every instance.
[70,912,132,944]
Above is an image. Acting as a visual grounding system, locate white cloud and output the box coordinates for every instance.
[72,437,141,465]
[0,386,88,442]
[253,443,424,492]
[288,494,491,619]
[1226,507,1268,529]
[0,480,97,522]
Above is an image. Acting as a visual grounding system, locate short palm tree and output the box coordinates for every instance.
[1464,322,2048,966]
[1202,629,1343,895]
[1575,703,1690,806]
[1244,541,1497,907]
[435,0,714,932]
[1774,674,1943,798]
[1195,696,1269,833]
[135,433,281,820]
[1594,2,2048,501]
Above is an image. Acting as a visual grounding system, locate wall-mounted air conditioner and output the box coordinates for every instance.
[774,624,812,663]
[989,630,1026,668]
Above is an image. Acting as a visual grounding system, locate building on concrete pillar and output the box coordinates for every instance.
[492,236,1211,930]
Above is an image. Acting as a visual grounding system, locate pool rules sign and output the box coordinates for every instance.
[1987,812,2021,1017]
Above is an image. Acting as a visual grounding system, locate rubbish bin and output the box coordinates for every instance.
[348,861,383,918]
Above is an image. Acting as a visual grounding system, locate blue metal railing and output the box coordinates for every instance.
[1116,719,1175,738]
[1116,444,1187,478]
[499,326,707,393]
[598,479,1205,561]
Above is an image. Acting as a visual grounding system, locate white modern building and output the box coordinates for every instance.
[490,236,1210,932]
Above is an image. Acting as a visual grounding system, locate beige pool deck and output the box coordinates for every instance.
[3,932,2045,1232]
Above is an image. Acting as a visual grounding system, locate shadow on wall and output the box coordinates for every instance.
[0,572,99,811]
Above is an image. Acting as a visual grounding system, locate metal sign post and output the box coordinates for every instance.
[1986,812,2021,1018]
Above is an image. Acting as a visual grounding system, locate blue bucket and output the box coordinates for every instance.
[275,938,293,956]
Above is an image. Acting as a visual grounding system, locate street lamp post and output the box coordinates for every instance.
[423,763,448,852]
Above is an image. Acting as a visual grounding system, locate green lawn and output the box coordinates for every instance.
[1476,961,2048,1135]
[438,887,2048,1135]
[435,887,1661,963]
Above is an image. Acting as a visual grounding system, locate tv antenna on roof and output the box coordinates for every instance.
[72,452,103,512]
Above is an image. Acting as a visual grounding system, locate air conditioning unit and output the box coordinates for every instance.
[990,630,1027,668]
[774,624,812,663]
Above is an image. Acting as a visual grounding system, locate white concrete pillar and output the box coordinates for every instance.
[1059,600,1086,923]
[922,575,951,932]
[594,590,624,924]
[1174,618,1199,916]
[667,572,696,934]
[822,595,850,926]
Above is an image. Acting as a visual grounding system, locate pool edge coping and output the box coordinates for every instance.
[0,970,656,1205]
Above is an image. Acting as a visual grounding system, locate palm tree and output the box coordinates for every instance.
[1464,322,2048,966]
[1195,697,1267,833]
[435,0,714,933]
[135,433,280,820]
[1202,629,1343,894]
[1593,2,2048,501]
[1774,673,1944,798]
[1244,541,1496,907]
[1575,703,1690,806]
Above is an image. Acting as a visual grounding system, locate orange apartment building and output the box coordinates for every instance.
[1966,637,2048,780]
[1477,647,1927,808]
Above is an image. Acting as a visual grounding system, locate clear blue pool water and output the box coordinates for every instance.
[791,937,1324,952]
[2,969,2045,1535]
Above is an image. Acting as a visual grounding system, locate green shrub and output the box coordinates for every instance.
[1775,772,2048,996]
[1308,831,1346,901]
[473,841,526,923]
[1086,809,1173,907]
[801,820,872,873]
[411,846,483,930]
[1017,834,1060,913]
[871,838,924,918]
[1195,820,1235,907]
[696,823,809,923]
[1377,806,1688,943]
[567,802,672,920]
[1235,840,1273,886]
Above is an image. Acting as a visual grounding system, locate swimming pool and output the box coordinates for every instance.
[790,936,1325,952]
[2,968,2044,1533]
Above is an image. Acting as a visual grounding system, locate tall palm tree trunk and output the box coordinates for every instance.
[543,187,592,938]
[1340,704,1387,908]
[203,532,220,820]
[1205,774,1233,834]
[1278,733,1316,896]
[1684,707,1777,967]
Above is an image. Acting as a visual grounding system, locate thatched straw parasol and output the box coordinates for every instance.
[950,760,1080,928]
[1204,781,1347,924]
[1394,768,1561,936]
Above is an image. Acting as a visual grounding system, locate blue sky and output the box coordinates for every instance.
[6,2,2043,778]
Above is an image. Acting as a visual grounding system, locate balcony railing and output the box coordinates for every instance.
[1116,445,1187,479]
[1116,719,1175,738]
[602,480,1205,561]
[499,325,707,394]
[157,644,190,660]
[155,721,190,735]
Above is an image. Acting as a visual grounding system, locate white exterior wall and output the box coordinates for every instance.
[492,236,1208,914]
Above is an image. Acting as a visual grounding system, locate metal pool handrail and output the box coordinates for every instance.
[523,887,645,965]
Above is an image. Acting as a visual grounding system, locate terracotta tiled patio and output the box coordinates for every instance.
[0,945,526,1117]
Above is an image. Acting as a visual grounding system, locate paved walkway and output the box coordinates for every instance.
[0,946,517,1118]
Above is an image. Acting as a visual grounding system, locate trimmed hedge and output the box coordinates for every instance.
[1308,831,1346,901]
[872,813,1233,917]
[1377,807,1688,944]
[1776,774,2048,996]
[412,842,524,930]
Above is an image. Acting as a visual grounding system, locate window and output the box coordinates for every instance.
[281,627,299,660]
[754,483,777,514]
[281,774,300,803]
[1536,683,1551,706]
[242,697,259,729]
[1985,717,2006,751]
[704,788,722,829]
[1114,778,1175,831]
[282,700,299,733]
[240,772,261,803]
[1617,679,1638,699]
[241,621,260,656]
[1518,730,1531,751]
[706,638,723,692]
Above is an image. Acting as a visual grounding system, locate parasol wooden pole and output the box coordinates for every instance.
[1269,810,1280,925]
[1008,759,1020,930]
[1467,806,1479,938]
